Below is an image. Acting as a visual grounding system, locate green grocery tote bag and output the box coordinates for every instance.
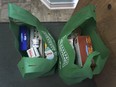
[8,3,57,79]
[58,5,110,85]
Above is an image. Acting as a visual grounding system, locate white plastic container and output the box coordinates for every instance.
[41,0,79,10]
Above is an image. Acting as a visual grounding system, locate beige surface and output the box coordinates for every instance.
[0,0,74,22]
[0,0,31,22]
[31,0,74,22]
[73,0,116,87]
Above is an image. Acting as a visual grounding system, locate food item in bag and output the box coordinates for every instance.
[30,28,44,57]
[19,25,30,51]
[27,47,36,58]
[74,36,94,67]
[27,47,40,58]
[68,38,74,48]
[44,43,54,60]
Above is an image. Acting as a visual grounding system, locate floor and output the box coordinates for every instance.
[0,0,74,22]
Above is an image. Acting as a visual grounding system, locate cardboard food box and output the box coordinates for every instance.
[74,36,93,67]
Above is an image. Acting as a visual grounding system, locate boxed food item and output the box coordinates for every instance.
[19,25,54,59]
[30,28,44,57]
[19,25,30,51]
[74,36,93,67]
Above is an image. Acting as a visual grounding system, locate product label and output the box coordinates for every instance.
[45,47,54,60]
[59,39,69,69]
[42,31,56,52]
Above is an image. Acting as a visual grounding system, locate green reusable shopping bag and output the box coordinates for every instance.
[8,3,57,79]
[58,5,110,85]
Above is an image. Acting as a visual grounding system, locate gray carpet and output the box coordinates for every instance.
[0,22,96,87]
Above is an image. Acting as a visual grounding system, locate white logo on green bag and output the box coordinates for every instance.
[42,31,56,51]
[59,39,69,68]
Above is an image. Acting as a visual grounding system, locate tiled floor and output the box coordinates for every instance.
[0,0,74,22]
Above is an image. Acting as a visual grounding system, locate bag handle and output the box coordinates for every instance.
[82,51,101,78]
[83,51,100,67]
[8,3,40,27]
[59,4,96,38]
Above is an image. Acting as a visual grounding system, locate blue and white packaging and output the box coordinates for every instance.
[19,25,30,51]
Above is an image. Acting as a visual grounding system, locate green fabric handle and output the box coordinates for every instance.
[59,4,96,39]
[59,51,101,85]
[8,3,40,27]
[84,51,100,68]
